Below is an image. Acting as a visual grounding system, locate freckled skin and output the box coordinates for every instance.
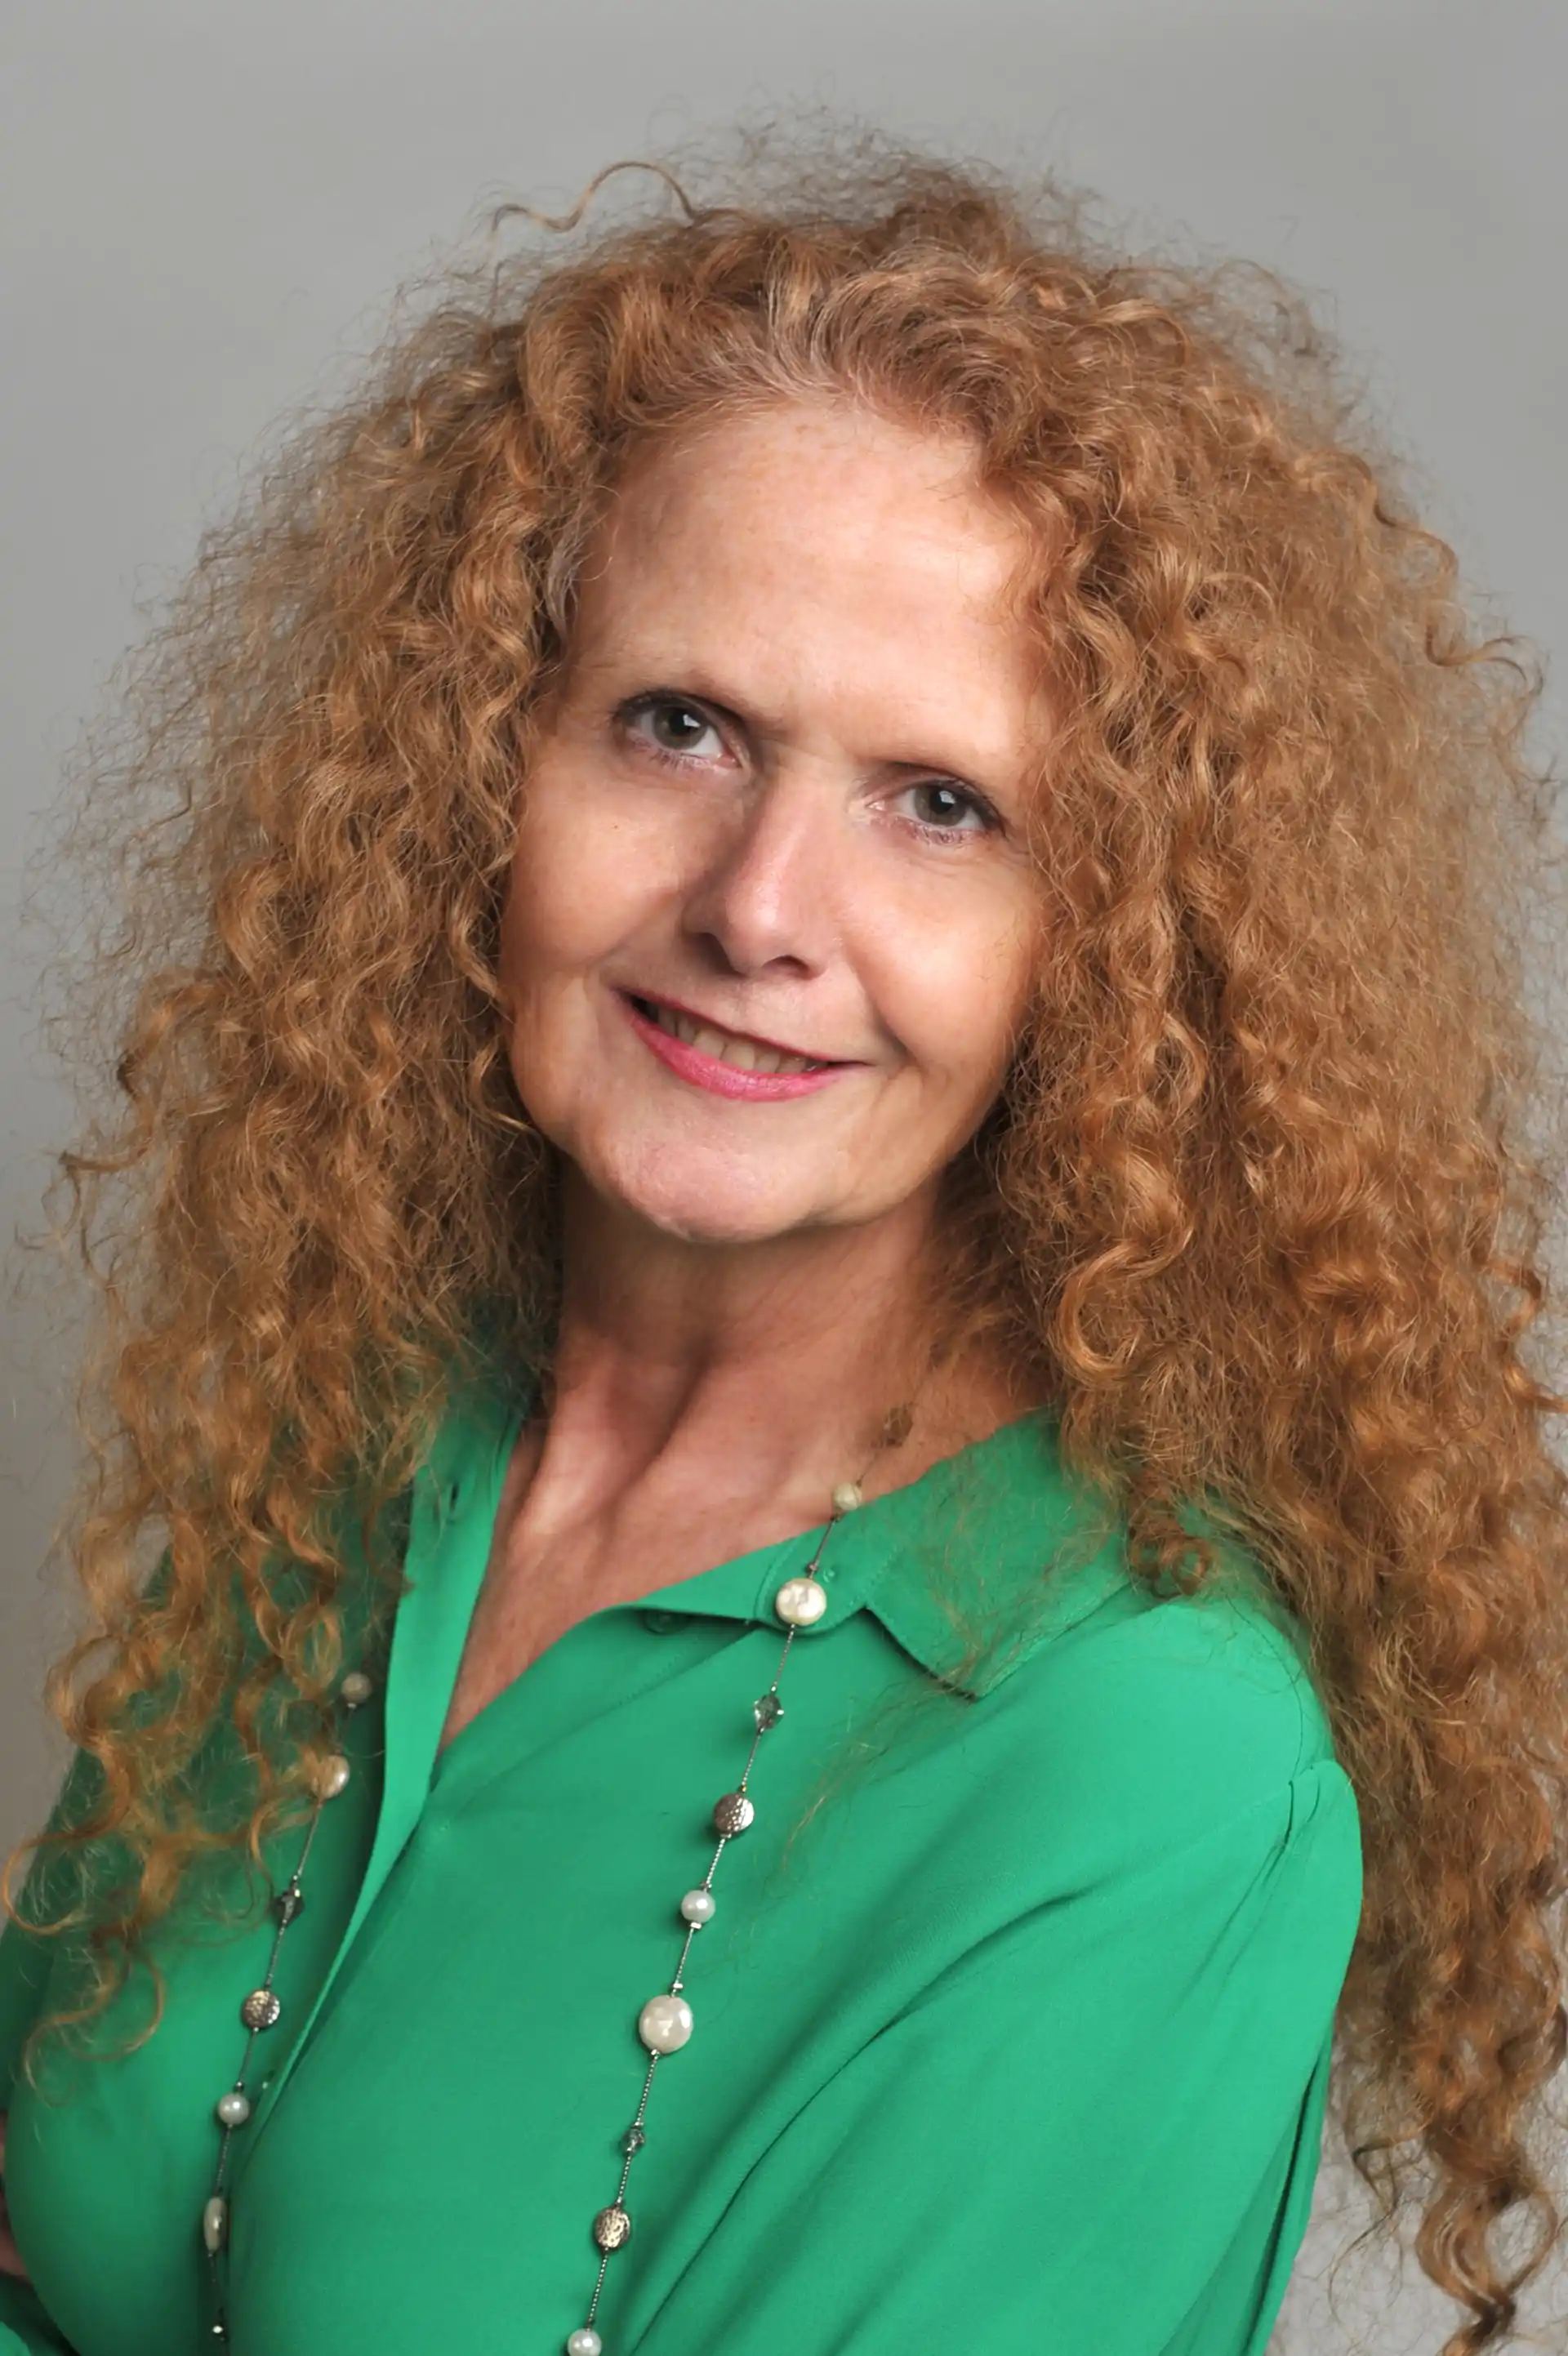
[499,400,1048,1251]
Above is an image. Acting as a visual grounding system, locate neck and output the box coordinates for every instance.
[521,1165,1013,1534]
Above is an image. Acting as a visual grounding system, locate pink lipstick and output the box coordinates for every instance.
[621,993,849,1102]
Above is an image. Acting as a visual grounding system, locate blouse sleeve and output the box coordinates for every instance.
[639,1753,1362,2356]
[0,1758,96,2356]
[1,1921,78,2351]
[2,1908,75,2349]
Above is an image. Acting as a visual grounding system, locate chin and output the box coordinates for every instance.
[593,1136,830,1248]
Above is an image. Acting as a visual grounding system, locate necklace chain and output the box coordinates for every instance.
[201,1675,370,2337]
[565,1484,865,2356]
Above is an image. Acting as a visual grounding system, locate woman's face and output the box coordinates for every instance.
[499,399,1046,1249]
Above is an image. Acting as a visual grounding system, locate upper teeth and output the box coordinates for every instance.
[647,1000,822,1076]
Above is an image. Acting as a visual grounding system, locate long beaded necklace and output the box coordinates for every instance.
[198,1407,908,2350]
[199,1666,372,2337]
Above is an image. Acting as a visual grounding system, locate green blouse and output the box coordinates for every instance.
[0,1352,1362,2356]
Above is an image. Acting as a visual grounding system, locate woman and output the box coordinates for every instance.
[2,143,1564,2356]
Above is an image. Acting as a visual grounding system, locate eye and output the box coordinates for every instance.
[620,693,728,765]
[893,778,997,837]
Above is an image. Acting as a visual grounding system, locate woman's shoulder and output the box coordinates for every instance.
[858,1463,1364,1997]
[898,1409,1339,1789]
[963,1482,1352,1859]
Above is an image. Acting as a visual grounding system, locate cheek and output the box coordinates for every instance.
[500,784,660,996]
[872,888,1038,1106]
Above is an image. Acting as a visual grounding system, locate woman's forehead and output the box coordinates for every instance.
[598,397,1012,562]
[567,404,1043,729]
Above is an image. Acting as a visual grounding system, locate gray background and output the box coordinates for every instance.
[2,2,1564,2348]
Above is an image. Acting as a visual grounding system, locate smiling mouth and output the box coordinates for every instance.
[626,994,836,1077]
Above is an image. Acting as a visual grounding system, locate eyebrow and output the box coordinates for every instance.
[635,680,759,737]
[576,651,790,747]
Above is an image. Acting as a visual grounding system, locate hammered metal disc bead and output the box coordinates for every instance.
[592,2203,633,2253]
[773,1574,827,1627]
[637,1993,693,2055]
[711,1790,755,1836]
[315,1753,351,1801]
[240,1988,281,2032]
[201,2195,229,2254]
[566,2330,604,2355]
[339,1670,372,1708]
[215,2090,252,2128]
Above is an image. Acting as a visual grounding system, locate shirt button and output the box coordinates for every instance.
[641,1608,681,1634]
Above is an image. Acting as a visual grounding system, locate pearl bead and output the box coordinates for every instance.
[637,1993,693,2054]
[216,2091,252,2128]
[202,2195,229,2253]
[315,1753,351,1801]
[679,1887,715,1925]
[339,1670,372,1708]
[774,1574,827,1627]
[831,1480,863,1515]
[567,2333,603,2356]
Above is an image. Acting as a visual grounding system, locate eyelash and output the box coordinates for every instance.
[614,693,1002,843]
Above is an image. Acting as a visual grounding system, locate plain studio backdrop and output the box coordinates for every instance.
[2,2,1565,2349]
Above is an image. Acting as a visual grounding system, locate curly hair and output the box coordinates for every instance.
[8,131,1568,2354]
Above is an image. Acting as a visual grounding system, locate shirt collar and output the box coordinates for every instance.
[422,1334,1136,1700]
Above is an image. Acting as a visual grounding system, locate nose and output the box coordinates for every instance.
[680,771,842,979]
